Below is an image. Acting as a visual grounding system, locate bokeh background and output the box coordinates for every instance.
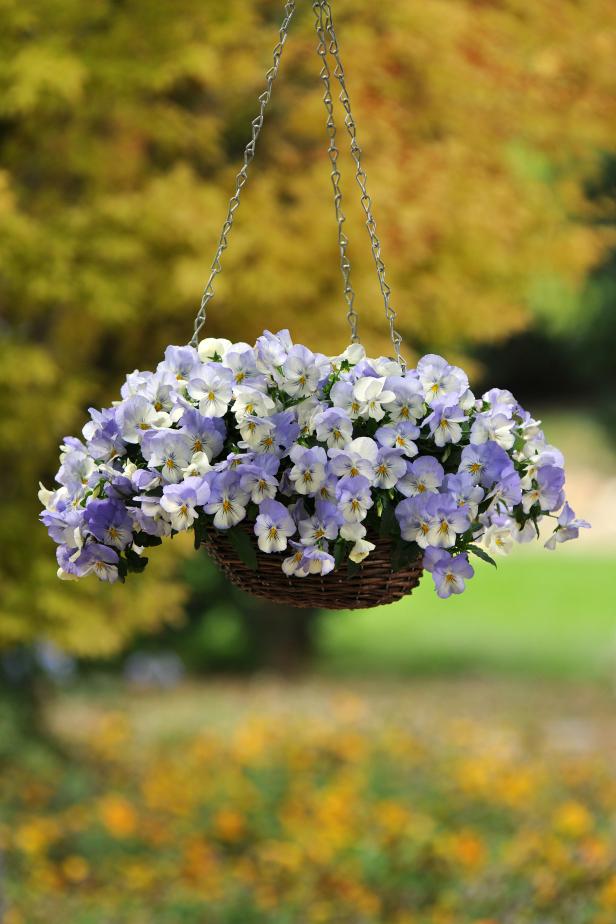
[1,0,616,921]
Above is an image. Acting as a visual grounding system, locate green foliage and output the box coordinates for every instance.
[1,0,614,652]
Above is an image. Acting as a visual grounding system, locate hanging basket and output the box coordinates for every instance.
[204,523,423,609]
[39,0,588,608]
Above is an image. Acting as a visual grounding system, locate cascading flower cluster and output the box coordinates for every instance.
[39,331,589,597]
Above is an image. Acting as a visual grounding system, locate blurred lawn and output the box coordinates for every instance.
[318,555,616,681]
[4,678,616,924]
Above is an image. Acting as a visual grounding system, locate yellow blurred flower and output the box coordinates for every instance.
[444,829,487,870]
[98,794,138,837]
[213,807,245,842]
[376,799,412,837]
[14,818,58,856]
[552,800,593,838]
[61,854,90,883]
[600,873,616,908]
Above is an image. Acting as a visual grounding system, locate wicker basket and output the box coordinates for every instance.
[204,523,423,609]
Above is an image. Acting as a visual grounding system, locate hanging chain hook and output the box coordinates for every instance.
[317,0,406,368]
[190,1,296,348]
[313,0,359,344]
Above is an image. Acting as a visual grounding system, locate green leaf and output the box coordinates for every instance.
[347,558,362,578]
[467,544,497,568]
[379,499,397,538]
[333,538,348,570]
[125,548,149,574]
[391,539,421,572]
[227,526,258,571]
[133,531,163,549]
[192,517,209,550]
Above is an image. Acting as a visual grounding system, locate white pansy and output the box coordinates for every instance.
[160,496,198,532]
[187,364,234,418]
[198,337,232,362]
[470,412,516,450]
[330,381,363,419]
[238,417,274,450]
[340,521,366,541]
[350,436,379,462]
[232,386,276,422]
[349,538,376,563]
[372,357,403,377]
[116,395,171,443]
[296,396,326,436]
[182,451,212,477]
[353,377,396,421]
[483,522,516,555]
[339,343,365,365]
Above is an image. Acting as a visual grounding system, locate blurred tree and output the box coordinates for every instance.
[474,150,616,430]
[1,0,615,653]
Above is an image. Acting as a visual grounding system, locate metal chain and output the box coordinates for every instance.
[190,0,296,348]
[312,0,359,344]
[317,0,406,367]
[190,0,406,368]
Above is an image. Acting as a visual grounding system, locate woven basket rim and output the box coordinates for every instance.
[203,520,423,610]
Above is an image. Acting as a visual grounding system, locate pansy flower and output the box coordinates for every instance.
[288,445,328,496]
[545,502,591,550]
[314,408,353,449]
[397,457,444,498]
[187,363,234,417]
[424,548,474,598]
[254,499,296,553]
[203,472,249,529]
[336,475,374,523]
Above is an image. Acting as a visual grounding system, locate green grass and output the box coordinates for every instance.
[317,554,616,680]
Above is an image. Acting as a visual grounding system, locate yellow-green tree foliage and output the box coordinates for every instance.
[1,0,614,653]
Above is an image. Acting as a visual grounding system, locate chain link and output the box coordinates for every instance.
[312,0,359,344]
[317,0,406,367]
[190,0,296,348]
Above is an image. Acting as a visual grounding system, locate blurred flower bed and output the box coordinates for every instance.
[2,689,616,924]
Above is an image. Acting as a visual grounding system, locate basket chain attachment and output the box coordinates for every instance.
[190,0,296,348]
[313,0,359,344]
